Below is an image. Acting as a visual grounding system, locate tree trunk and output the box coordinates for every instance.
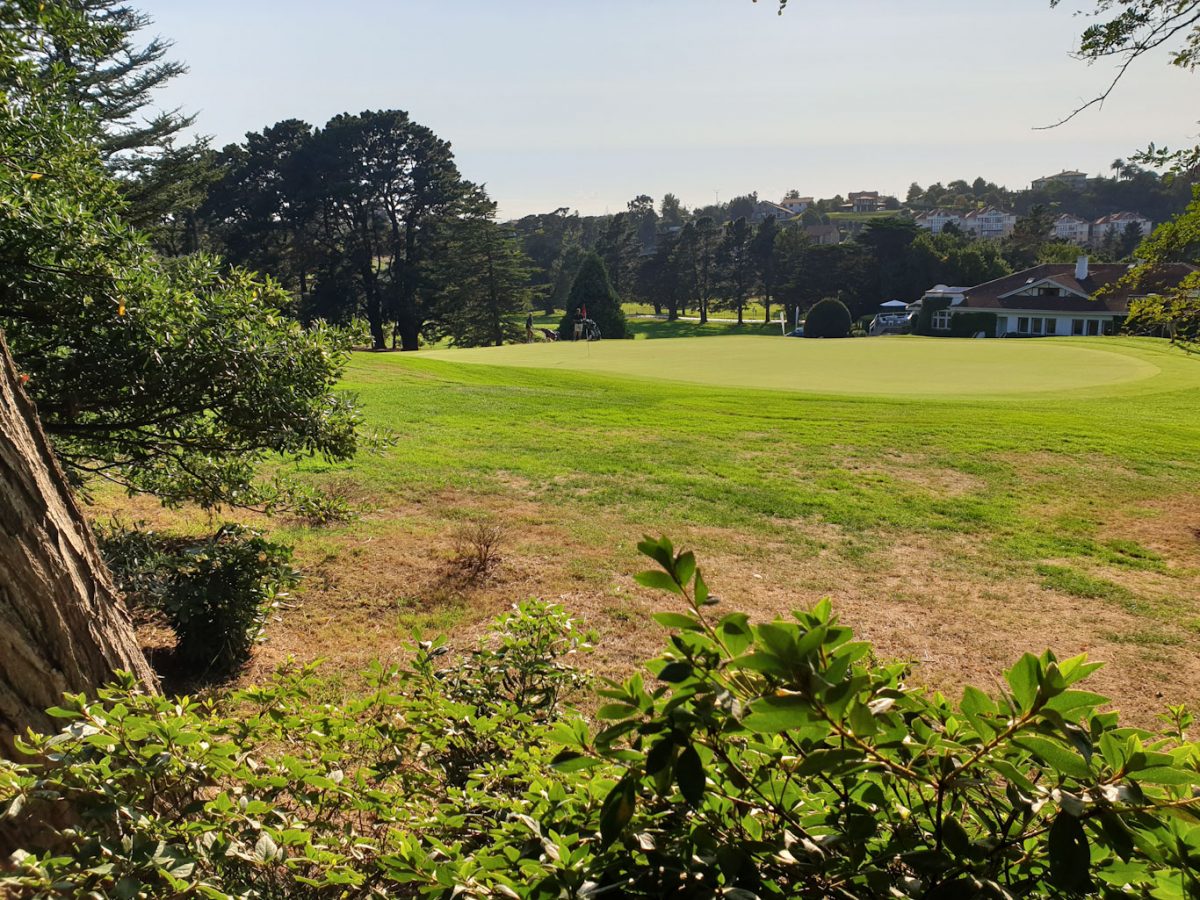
[0,331,157,757]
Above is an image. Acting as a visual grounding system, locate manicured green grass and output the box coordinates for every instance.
[415,335,1180,398]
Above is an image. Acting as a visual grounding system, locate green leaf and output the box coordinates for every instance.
[941,816,973,859]
[1015,736,1093,781]
[1131,766,1200,786]
[673,551,696,588]
[651,612,701,631]
[848,700,878,737]
[657,661,693,682]
[717,613,752,657]
[1006,653,1041,711]
[694,568,710,606]
[676,745,705,806]
[645,739,675,776]
[637,536,675,572]
[1048,812,1092,892]
[596,704,639,721]
[743,694,827,737]
[1043,690,1109,717]
[636,570,682,594]
[599,777,637,848]
[550,749,602,772]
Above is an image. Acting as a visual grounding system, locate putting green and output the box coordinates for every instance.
[416,336,1175,397]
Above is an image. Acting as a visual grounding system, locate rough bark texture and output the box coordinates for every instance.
[0,331,157,756]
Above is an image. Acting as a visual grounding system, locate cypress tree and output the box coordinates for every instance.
[557,253,629,339]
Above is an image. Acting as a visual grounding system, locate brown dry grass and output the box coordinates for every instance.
[90,483,1200,728]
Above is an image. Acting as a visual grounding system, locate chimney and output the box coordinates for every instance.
[1075,255,1089,281]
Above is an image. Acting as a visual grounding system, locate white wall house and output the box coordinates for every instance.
[1032,170,1089,191]
[1090,212,1153,246]
[1052,214,1091,245]
[780,196,812,214]
[909,258,1198,338]
[960,207,1016,239]
[913,209,963,235]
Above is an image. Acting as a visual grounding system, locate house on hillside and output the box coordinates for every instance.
[908,257,1197,337]
[1052,213,1091,245]
[960,207,1016,239]
[749,200,796,225]
[803,223,841,245]
[1091,211,1153,246]
[848,191,882,213]
[1032,170,1089,191]
[780,196,813,214]
[914,208,963,235]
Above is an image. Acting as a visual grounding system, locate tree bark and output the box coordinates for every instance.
[0,331,157,757]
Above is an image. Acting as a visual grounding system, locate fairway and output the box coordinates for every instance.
[418,335,1165,397]
[102,335,1200,723]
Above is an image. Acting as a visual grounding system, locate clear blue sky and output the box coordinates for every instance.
[140,0,1196,219]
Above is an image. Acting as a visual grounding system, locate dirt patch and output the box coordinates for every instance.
[1101,494,1200,570]
[838,452,987,498]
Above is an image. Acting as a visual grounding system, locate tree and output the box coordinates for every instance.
[428,193,533,347]
[0,330,156,754]
[660,193,686,228]
[714,217,756,324]
[557,253,629,340]
[1003,204,1055,268]
[595,212,639,300]
[299,110,466,350]
[1123,187,1200,348]
[201,119,318,301]
[749,216,780,323]
[13,0,195,168]
[0,2,359,512]
[857,216,919,300]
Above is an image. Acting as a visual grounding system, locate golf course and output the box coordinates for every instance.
[106,330,1200,721]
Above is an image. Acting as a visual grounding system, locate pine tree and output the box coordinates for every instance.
[430,194,533,347]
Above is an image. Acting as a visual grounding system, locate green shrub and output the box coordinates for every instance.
[949,310,998,338]
[915,295,951,335]
[803,297,852,338]
[98,523,300,678]
[3,544,1199,897]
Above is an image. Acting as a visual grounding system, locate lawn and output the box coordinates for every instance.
[418,334,1165,396]
[98,331,1200,721]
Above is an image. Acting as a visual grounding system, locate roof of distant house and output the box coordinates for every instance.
[1037,170,1088,179]
[956,262,1195,313]
[1093,211,1150,226]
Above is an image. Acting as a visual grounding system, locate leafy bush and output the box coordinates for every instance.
[803,297,852,338]
[3,545,1199,897]
[98,523,300,678]
[949,311,998,338]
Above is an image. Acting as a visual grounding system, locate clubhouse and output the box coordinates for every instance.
[909,257,1198,338]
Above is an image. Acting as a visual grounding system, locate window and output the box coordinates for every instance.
[1045,318,1057,335]
[932,310,951,331]
[1037,286,1059,296]
[1072,319,1084,335]
[1087,319,1100,336]
[1017,317,1030,334]
[1032,318,1043,335]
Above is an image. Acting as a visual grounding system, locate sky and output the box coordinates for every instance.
[139,0,1198,220]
